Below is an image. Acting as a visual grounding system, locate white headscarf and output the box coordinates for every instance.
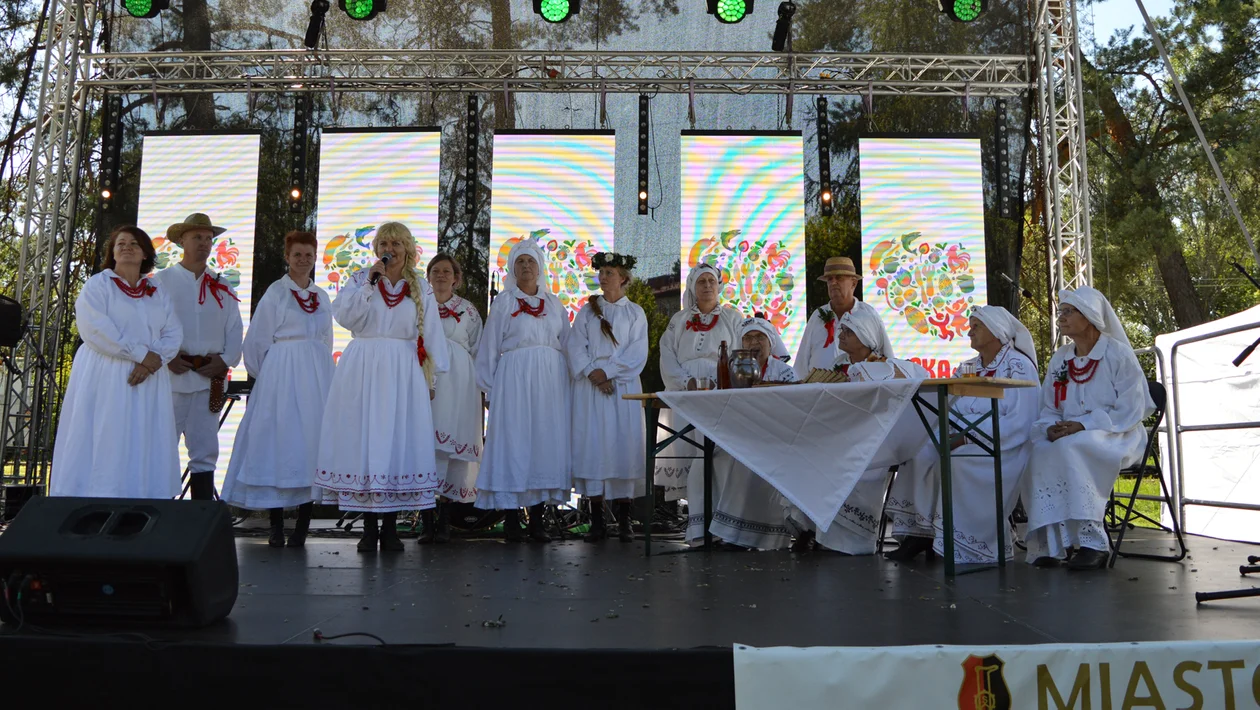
[839,301,895,359]
[1058,286,1132,350]
[504,239,552,299]
[972,305,1037,365]
[684,263,723,313]
[740,316,790,361]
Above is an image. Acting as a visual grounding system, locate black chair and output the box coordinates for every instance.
[1105,380,1188,568]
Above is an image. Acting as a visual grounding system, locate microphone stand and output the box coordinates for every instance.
[1230,261,1260,367]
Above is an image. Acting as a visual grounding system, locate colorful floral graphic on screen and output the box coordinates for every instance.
[496,229,600,323]
[687,228,797,333]
[319,225,427,292]
[151,235,243,290]
[869,231,977,342]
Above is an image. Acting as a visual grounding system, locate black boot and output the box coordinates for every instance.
[584,498,607,542]
[791,530,815,553]
[357,513,379,552]
[268,508,286,547]
[615,501,634,543]
[433,502,451,543]
[189,471,217,501]
[503,509,526,542]
[379,512,404,551]
[417,510,436,544]
[287,502,312,548]
[527,504,552,543]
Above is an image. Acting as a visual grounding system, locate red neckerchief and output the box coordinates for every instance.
[198,273,240,309]
[439,301,461,322]
[511,297,545,318]
[112,277,155,299]
[819,309,837,347]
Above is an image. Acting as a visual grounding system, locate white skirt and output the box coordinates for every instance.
[313,337,442,512]
[432,344,482,502]
[1023,428,1145,533]
[437,453,479,503]
[784,466,894,555]
[572,372,645,500]
[50,346,180,499]
[475,346,571,510]
[686,450,792,549]
[221,340,333,510]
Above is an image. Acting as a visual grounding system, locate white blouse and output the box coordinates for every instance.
[794,304,852,379]
[77,269,183,365]
[848,357,929,382]
[475,287,570,396]
[242,275,334,378]
[332,269,450,374]
[154,263,244,394]
[1033,335,1151,438]
[762,357,798,383]
[659,305,743,391]
[565,296,649,384]
[949,343,1040,448]
[436,294,483,358]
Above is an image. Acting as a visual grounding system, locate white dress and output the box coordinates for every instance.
[475,288,572,510]
[313,270,450,512]
[685,357,797,549]
[431,294,484,503]
[221,275,334,510]
[886,344,1039,563]
[785,357,930,553]
[566,295,649,500]
[793,304,851,380]
[51,270,183,499]
[1023,335,1151,561]
[655,306,743,500]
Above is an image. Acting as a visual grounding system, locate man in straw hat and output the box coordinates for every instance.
[793,255,861,380]
[154,213,243,501]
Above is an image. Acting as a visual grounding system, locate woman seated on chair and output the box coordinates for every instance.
[786,302,929,554]
[1022,286,1153,571]
[685,316,796,550]
[885,305,1040,564]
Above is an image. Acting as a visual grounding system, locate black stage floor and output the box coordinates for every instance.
[5,527,1260,706]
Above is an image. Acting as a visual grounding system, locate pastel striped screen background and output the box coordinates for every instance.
[859,138,988,377]
[680,133,807,357]
[488,132,616,323]
[135,133,260,489]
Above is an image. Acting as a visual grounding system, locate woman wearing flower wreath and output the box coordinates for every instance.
[418,253,484,544]
[314,222,450,552]
[1022,287,1152,571]
[222,231,333,548]
[475,239,571,543]
[786,302,928,554]
[51,225,183,498]
[655,263,743,501]
[566,251,648,543]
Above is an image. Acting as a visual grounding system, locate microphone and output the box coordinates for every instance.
[369,252,393,285]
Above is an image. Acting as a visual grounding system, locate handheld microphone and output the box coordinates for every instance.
[370,252,393,285]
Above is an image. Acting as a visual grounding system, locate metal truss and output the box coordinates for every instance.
[87,50,1031,97]
[1035,0,1094,341]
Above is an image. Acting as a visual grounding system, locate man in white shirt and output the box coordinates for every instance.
[155,213,244,500]
[793,256,861,380]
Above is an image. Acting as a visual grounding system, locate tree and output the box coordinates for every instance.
[626,277,672,392]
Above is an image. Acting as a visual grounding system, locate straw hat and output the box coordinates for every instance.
[817,256,859,281]
[166,213,226,245]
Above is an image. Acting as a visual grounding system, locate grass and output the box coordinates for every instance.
[1110,476,1165,529]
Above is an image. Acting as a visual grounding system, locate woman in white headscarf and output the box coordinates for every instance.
[885,305,1040,564]
[654,263,743,500]
[684,316,796,550]
[475,239,572,542]
[1023,287,1152,571]
[787,302,929,554]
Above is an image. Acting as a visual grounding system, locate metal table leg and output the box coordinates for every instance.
[938,384,956,578]
[992,397,1005,567]
[703,436,715,549]
[644,404,659,557]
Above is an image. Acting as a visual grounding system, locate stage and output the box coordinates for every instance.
[3,525,1259,706]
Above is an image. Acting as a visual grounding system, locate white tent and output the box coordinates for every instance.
[1153,305,1260,543]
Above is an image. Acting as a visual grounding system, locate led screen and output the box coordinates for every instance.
[679,132,807,356]
[859,137,988,377]
[488,131,616,322]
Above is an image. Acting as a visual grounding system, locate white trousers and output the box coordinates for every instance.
[172,390,219,472]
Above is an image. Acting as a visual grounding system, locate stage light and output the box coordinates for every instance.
[771,1,795,51]
[465,95,480,216]
[815,95,832,217]
[120,0,169,19]
[101,189,112,200]
[290,93,310,212]
[99,94,123,213]
[534,0,579,23]
[304,0,330,49]
[638,94,650,216]
[290,188,302,200]
[707,0,753,23]
[995,98,1010,218]
[342,0,385,21]
[939,0,987,22]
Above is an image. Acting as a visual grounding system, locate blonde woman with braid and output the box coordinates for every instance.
[565,252,648,542]
[314,222,450,552]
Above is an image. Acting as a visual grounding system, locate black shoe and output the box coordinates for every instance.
[287,503,312,548]
[527,504,552,543]
[379,512,404,552]
[434,503,451,543]
[884,535,934,562]
[584,501,607,542]
[357,514,379,552]
[791,531,815,553]
[1032,556,1061,568]
[504,510,526,542]
[1067,547,1108,571]
[268,509,285,548]
[416,510,436,545]
[615,502,634,543]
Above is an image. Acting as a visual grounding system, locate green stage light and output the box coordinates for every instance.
[941,0,986,22]
[708,0,753,23]
[121,0,169,19]
[342,0,385,21]
[534,0,579,23]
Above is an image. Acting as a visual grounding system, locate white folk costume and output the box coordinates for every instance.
[475,241,572,510]
[313,269,450,512]
[431,294,484,503]
[886,306,1040,563]
[567,293,649,499]
[51,271,183,498]
[1023,288,1153,562]
[686,317,796,549]
[655,264,743,500]
[786,302,929,554]
[221,275,334,509]
[154,262,244,480]
[793,303,853,380]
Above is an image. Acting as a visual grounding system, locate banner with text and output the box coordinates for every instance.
[860,137,987,377]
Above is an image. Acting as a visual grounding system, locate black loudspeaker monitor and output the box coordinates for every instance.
[0,497,238,628]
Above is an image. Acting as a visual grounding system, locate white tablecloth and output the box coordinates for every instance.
[658,381,929,533]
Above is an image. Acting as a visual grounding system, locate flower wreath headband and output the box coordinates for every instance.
[591,252,637,271]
